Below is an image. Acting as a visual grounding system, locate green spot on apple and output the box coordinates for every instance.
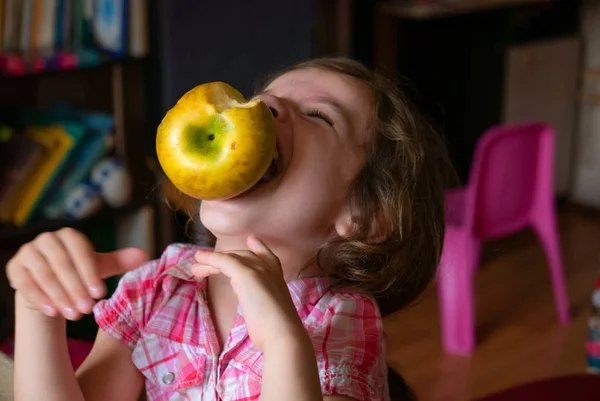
[182,116,230,157]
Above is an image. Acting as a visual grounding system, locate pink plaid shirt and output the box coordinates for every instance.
[93,243,390,401]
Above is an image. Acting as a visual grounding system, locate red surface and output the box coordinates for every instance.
[475,374,600,401]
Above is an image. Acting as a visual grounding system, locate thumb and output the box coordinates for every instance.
[96,248,149,278]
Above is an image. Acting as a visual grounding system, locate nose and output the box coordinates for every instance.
[255,94,288,122]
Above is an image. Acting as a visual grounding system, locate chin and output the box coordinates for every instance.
[199,201,253,238]
[199,173,282,223]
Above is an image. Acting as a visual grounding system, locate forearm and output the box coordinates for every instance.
[261,331,322,401]
[14,293,86,401]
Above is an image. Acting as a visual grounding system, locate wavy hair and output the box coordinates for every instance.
[194,57,455,315]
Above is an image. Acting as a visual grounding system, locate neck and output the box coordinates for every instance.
[213,234,323,282]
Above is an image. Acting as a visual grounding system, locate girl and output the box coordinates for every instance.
[6,57,452,401]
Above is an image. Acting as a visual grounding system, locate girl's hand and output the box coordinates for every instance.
[191,235,307,352]
[6,228,148,320]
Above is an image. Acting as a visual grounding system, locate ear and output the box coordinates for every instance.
[334,206,354,238]
[334,205,389,244]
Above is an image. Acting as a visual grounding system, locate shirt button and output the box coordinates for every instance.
[162,372,175,385]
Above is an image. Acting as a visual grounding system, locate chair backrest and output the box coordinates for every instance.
[467,122,555,239]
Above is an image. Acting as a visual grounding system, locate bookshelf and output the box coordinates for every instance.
[0,0,155,341]
[0,59,155,249]
[378,0,553,20]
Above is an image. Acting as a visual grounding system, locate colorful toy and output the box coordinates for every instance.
[587,277,600,373]
[90,157,132,208]
[63,181,104,220]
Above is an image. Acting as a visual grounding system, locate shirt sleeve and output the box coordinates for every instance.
[92,258,162,349]
[92,243,196,349]
[312,293,390,401]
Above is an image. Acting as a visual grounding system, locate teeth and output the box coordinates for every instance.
[273,150,279,161]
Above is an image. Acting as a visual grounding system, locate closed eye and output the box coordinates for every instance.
[307,110,334,127]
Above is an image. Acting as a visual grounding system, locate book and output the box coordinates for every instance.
[128,0,147,57]
[41,110,114,219]
[1,0,149,75]
[92,0,128,56]
[37,0,57,51]
[28,120,86,219]
[0,0,4,50]
[11,125,74,226]
[19,0,33,52]
[30,0,41,50]
[54,0,73,49]
[0,125,45,222]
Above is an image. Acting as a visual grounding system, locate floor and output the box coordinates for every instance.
[383,205,600,401]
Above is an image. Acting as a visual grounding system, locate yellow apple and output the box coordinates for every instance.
[156,82,277,200]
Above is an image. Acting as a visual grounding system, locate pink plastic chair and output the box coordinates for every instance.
[438,122,570,355]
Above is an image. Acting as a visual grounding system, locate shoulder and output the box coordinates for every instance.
[109,242,209,319]
[308,289,384,341]
[307,289,389,401]
[93,243,209,348]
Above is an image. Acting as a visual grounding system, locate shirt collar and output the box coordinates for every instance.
[160,245,331,315]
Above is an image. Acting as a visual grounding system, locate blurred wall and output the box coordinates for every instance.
[155,0,314,112]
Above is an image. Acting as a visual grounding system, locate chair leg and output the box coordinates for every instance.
[532,213,570,325]
[438,233,481,355]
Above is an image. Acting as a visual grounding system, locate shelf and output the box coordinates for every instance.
[0,203,146,250]
[379,0,554,20]
[0,48,146,79]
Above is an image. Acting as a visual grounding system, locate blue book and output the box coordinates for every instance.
[92,0,128,57]
[40,106,114,219]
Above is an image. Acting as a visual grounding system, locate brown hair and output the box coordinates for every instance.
[195,57,455,316]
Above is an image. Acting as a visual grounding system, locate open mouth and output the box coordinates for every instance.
[257,148,280,184]
[256,105,281,185]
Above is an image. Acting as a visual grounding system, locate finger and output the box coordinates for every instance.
[35,232,93,315]
[246,235,281,271]
[5,255,23,291]
[28,238,80,320]
[11,266,58,317]
[193,250,247,280]
[190,264,221,280]
[6,257,58,317]
[23,253,80,320]
[57,228,106,299]
[96,248,149,278]
[193,249,257,265]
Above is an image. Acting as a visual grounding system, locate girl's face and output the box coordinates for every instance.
[200,67,374,253]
